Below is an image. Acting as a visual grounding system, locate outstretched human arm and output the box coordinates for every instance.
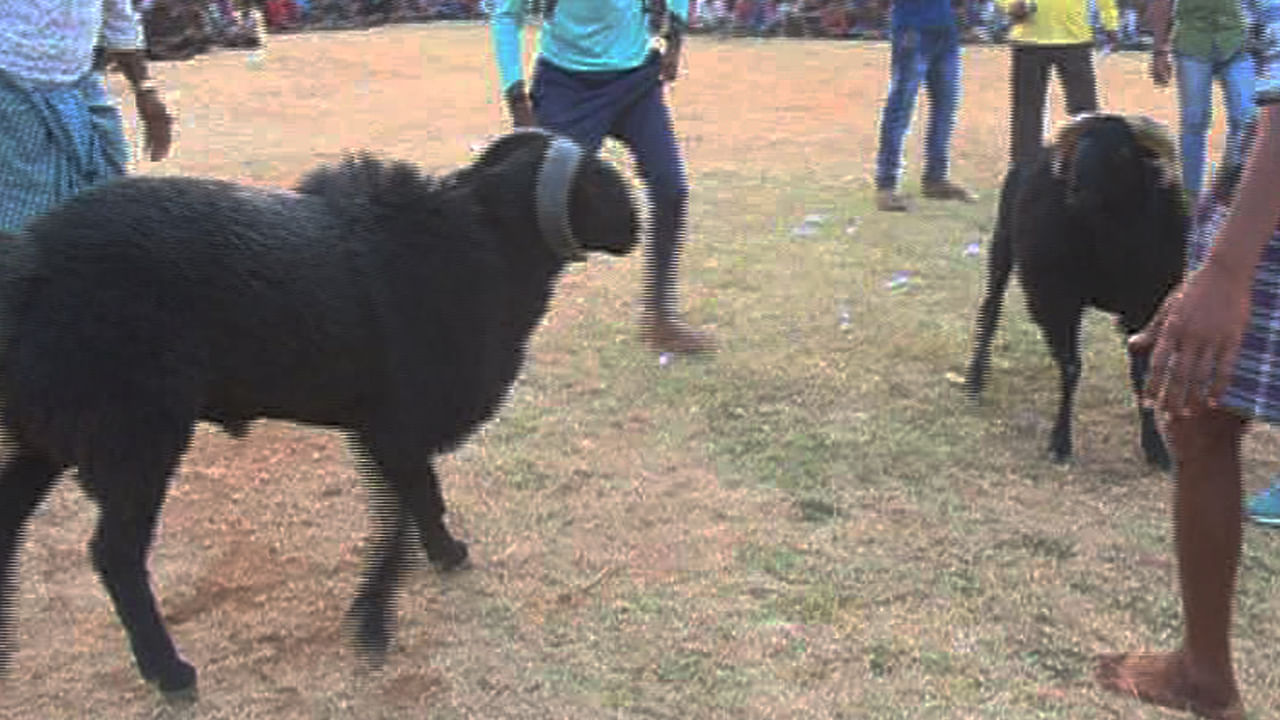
[491,0,536,126]
[103,0,172,160]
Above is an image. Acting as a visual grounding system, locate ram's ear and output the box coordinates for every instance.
[1123,114,1181,189]
[1051,113,1108,180]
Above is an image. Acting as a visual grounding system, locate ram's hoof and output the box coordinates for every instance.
[427,538,470,572]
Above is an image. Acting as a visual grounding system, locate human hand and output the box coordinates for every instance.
[136,88,173,161]
[1130,262,1253,417]
[660,30,683,82]
[504,81,537,128]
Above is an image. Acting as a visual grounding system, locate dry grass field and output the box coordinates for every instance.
[1,22,1277,719]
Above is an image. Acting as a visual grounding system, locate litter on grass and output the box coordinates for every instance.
[790,213,829,237]
[886,271,915,290]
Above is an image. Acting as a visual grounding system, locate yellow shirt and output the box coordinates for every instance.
[995,0,1118,45]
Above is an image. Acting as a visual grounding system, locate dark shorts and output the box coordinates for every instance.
[530,50,665,154]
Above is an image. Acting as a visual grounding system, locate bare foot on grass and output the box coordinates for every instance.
[1095,651,1243,720]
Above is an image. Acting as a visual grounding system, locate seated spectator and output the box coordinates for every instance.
[207,0,263,45]
[695,0,732,31]
[820,1,845,35]
[143,0,213,60]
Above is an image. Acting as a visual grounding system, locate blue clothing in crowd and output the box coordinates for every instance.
[891,0,958,30]
[876,0,964,191]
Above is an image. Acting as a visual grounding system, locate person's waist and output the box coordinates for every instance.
[0,61,107,101]
[1008,25,1098,43]
[539,38,655,75]
[0,47,98,88]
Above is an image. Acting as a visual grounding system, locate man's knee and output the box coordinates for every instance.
[645,169,689,208]
[1180,107,1211,135]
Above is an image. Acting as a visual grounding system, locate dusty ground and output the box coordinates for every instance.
[1,22,1268,720]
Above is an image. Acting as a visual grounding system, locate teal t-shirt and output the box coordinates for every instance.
[491,0,689,93]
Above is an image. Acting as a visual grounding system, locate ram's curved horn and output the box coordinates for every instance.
[1123,114,1181,189]
[1051,112,1113,179]
[534,134,586,262]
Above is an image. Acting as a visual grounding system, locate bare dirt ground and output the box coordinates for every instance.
[1,22,1264,720]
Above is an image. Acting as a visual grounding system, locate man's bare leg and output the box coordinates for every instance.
[1096,407,1245,719]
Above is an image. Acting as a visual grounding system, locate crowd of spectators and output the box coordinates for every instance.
[139,0,485,60]
[689,0,1154,48]
[138,0,1153,63]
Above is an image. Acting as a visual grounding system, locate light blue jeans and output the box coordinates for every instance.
[875,24,962,190]
[1175,49,1255,202]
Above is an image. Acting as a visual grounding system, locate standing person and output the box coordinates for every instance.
[1094,15,1280,718]
[998,0,1119,167]
[1,0,172,235]
[1148,0,1256,203]
[873,0,976,211]
[490,0,717,355]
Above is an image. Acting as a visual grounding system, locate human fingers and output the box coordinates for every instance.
[1206,336,1242,407]
[1143,311,1180,407]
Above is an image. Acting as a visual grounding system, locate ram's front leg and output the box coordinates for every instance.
[1127,336,1173,471]
[1034,300,1085,464]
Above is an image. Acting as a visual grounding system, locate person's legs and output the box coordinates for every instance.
[1175,53,1214,202]
[1009,45,1051,167]
[920,25,973,200]
[1097,408,1245,719]
[874,25,925,209]
[1056,44,1099,115]
[1217,51,1257,172]
[611,62,715,354]
[920,27,957,184]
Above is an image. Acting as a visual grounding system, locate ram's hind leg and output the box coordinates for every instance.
[0,447,67,676]
[964,215,1017,401]
[81,419,196,695]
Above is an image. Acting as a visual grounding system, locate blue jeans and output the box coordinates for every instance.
[875,25,962,190]
[1175,49,1256,202]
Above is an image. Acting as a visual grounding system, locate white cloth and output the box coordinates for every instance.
[0,0,145,85]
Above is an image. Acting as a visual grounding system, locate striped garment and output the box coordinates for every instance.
[0,68,129,235]
[1186,191,1280,423]
[1177,0,1280,422]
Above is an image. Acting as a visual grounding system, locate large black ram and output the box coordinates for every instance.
[965,113,1189,469]
[0,129,638,695]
